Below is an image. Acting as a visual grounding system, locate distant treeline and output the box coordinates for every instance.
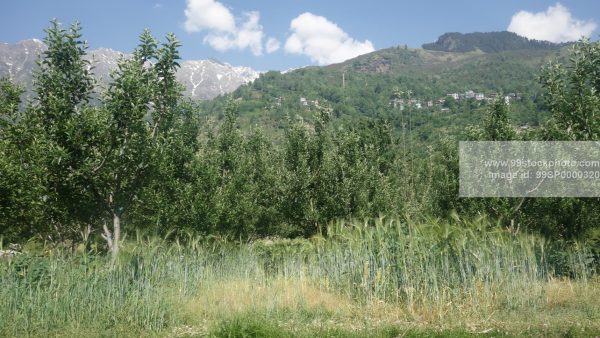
[422,31,569,53]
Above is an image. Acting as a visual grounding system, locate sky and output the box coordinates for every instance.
[1,1,599,71]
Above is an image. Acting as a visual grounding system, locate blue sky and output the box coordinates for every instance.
[1,1,599,70]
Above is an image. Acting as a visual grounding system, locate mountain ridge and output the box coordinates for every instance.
[0,39,261,100]
[422,31,570,53]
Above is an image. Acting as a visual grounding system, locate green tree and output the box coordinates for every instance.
[532,38,600,239]
[30,20,98,241]
[540,38,600,140]
[213,100,251,236]
[282,114,314,236]
[0,77,23,126]
[128,100,201,236]
[0,78,55,241]
[483,96,516,141]
[93,30,183,259]
[430,96,519,223]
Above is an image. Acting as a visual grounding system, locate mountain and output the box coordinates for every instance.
[0,39,45,94]
[422,31,569,53]
[217,42,566,115]
[0,39,260,100]
[203,33,570,143]
[177,59,260,99]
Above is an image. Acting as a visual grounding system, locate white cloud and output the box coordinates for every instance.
[284,12,374,65]
[508,3,597,43]
[266,37,280,53]
[184,0,235,33]
[204,11,264,55]
[184,0,279,56]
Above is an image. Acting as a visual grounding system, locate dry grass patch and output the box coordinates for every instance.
[174,275,600,336]
[181,277,355,320]
[545,277,578,308]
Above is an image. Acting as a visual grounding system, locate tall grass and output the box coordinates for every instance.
[0,217,596,337]
[314,217,548,309]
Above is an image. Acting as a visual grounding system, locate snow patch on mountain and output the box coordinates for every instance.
[0,39,261,100]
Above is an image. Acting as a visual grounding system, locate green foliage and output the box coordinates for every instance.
[128,100,202,235]
[29,20,98,240]
[146,99,415,238]
[426,38,600,239]
[483,97,516,141]
[0,77,23,124]
[0,21,196,254]
[0,117,55,241]
[540,38,600,140]
[11,254,50,287]
[0,78,44,241]
[35,20,94,114]
[99,48,156,214]
[1,22,598,251]
[212,314,289,338]
[530,38,600,239]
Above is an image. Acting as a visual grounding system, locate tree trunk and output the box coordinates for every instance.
[111,211,121,261]
[101,209,121,263]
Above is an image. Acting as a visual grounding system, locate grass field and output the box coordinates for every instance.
[0,217,598,337]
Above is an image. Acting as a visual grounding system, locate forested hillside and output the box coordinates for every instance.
[203,37,568,145]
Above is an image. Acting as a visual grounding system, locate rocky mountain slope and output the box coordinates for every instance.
[0,39,260,100]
